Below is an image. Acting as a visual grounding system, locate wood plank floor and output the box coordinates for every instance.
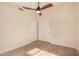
[0,40,78,56]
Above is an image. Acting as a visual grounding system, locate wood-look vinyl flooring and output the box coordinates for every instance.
[0,40,78,56]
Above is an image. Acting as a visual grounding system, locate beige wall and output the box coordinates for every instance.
[0,3,37,54]
[77,3,79,51]
[38,3,77,49]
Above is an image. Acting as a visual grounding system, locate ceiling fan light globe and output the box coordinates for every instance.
[36,10,41,13]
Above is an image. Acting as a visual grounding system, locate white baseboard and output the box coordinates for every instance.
[0,39,35,54]
[39,39,77,49]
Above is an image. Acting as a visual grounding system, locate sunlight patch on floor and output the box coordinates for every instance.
[27,48,57,56]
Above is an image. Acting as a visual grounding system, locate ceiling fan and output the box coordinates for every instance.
[18,2,53,16]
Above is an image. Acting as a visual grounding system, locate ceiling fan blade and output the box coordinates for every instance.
[18,8,23,11]
[23,6,36,11]
[40,3,53,10]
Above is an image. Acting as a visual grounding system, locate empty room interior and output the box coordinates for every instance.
[0,2,79,56]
